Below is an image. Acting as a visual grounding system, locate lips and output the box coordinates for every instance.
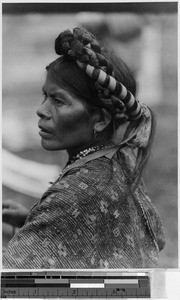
[38,121,52,132]
[39,125,52,133]
[38,123,53,138]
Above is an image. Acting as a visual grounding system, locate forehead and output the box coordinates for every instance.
[43,73,89,110]
[43,74,65,93]
[43,74,76,102]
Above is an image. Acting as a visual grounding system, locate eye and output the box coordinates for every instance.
[54,98,64,106]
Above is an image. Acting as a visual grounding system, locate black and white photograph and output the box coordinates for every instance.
[2,1,177,273]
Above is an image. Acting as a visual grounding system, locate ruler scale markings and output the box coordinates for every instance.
[1,272,151,298]
[1,288,151,298]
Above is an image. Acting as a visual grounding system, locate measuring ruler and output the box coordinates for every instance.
[1,271,151,298]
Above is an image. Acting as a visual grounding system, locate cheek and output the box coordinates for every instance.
[55,108,92,133]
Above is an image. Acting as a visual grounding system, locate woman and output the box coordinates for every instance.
[3,27,165,269]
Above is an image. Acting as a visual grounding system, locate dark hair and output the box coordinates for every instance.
[46,56,101,108]
[46,51,155,189]
[47,53,137,101]
[46,53,137,136]
[133,108,156,190]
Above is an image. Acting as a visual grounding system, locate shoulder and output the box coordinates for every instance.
[58,156,114,188]
[39,156,124,205]
[48,156,128,206]
[38,155,129,211]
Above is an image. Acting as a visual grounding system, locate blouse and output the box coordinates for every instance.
[3,146,165,269]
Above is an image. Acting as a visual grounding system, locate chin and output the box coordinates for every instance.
[41,139,62,151]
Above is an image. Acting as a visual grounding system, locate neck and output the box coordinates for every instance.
[67,142,96,160]
[66,140,112,160]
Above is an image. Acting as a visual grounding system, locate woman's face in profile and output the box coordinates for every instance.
[37,73,95,155]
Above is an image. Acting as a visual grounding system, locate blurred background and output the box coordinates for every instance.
[2,2,177,268]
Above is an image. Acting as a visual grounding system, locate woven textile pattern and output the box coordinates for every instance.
[3,151,165,269]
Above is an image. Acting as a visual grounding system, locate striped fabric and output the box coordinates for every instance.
[77,60,142,120]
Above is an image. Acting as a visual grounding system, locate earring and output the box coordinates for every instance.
[93,129,97,139]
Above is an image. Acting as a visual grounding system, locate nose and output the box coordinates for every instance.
[36,101,52,119]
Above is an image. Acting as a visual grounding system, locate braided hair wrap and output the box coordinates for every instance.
[55,27,143,123]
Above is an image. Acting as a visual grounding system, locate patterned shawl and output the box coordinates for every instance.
[3,147,165,269]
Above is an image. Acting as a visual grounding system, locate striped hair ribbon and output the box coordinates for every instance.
[54,27,143,121]
[77,60,142,120]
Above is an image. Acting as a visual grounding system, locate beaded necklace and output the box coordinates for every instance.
[66,143,113,167]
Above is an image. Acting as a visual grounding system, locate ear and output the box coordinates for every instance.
[94,108,112,133]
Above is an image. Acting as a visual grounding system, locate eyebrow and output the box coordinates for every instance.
[41,86,70,100]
